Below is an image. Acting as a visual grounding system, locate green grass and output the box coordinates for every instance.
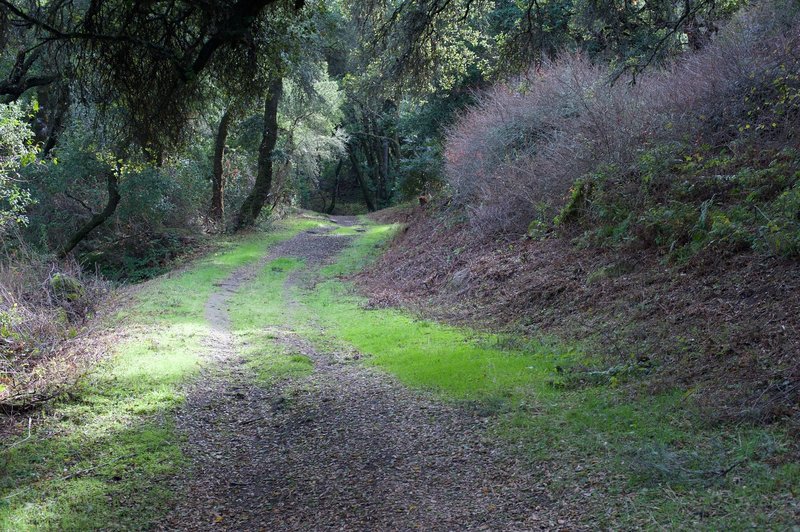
[320,222,399,277]
[300,222,577,402]
[292,218,800,530]
[228,257,314,386]
[305,282,574,401]
[3,212,795,529]
[0,218,319,531]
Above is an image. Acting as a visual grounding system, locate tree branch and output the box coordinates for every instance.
[0,74,59,102]
[59,172,121,258]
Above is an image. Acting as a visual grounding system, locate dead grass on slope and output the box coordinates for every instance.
[0,247,113,414]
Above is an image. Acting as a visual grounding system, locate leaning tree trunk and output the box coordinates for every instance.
[209,108,231,224]
[58,172,121,258]
[235,77,283,230]
[42,85,69,157]
[326,160,343,215]
[348,146,376,212]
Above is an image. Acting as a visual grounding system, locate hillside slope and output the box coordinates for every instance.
[358,0,800,429]
[360,206,800,425]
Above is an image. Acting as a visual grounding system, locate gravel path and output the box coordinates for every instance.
[160,217,568,531]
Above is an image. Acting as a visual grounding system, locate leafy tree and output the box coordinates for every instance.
[0,101,36,236]
[277,68,347,209]
[1,0,310,247]
[234,1,338,228]
[209,109,233,226]
[235,76,284,229]
[356,0,744,82]
[331,0,493,209]
[0,0,307,148]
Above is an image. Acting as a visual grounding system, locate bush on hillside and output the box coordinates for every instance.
[445,0,800,259]
[0,102,37,237]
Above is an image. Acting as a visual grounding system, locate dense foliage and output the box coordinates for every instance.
[1,0,760,262]
[0,101,35,235]
[446,0,800,261]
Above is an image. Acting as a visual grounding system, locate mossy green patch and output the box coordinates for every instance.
[228,257,314,386]
[295,220,574,402]
[304,281,572,400]
[246,347,314,387]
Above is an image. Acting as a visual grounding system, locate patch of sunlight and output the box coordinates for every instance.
[0,217,311,530]
[289,217,800,530]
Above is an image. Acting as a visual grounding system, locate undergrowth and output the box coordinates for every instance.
[567,144,800,263]
[0,244,108,410]
[446,0,800,264]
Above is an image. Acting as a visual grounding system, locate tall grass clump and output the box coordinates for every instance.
[445,0,800,258]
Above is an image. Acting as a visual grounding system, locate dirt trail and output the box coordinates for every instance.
[160,217,568,531]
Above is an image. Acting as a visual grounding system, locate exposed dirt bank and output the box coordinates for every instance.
[359,206,800,427]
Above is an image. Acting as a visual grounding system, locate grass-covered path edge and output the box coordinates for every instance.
[0,216,326,530]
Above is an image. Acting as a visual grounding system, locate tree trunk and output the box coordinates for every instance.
[348,146,376,212]
[209,108,231,224]
[380,137,390,206]
[360,135,382,205]
[58,172,121,258]
[326,159,342,215]
[42,85,69,157]
[235,77,283,230]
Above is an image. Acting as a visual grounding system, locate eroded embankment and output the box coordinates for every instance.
[360,206,800,423]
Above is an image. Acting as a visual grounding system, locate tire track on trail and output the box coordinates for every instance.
[160,216,573,531]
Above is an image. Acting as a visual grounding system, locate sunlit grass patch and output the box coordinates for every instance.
[0,220,309,530]
[296,219,800,529]
[0,319,199,530]
[330,225,361,236]
[229,257,304,332]
[229,257,315,386]
[298,219,573,401]
[304,281,572,401]
[319,223,400,278]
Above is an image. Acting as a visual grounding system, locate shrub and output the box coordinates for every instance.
[445,58,613,233]
[444,0,800,258]
[0,102,37,236]
[0,244,108,409]
[22,117,210,279]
